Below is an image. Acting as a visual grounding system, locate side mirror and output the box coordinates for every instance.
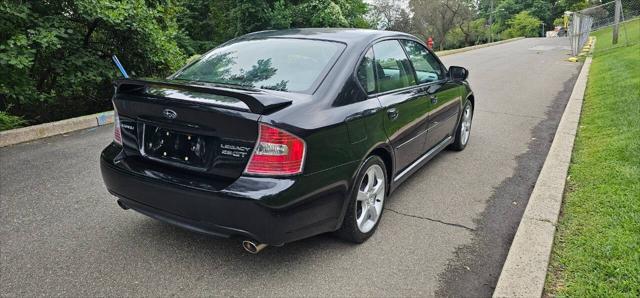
[449,66,469,81]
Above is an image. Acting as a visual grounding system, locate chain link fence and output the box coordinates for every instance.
[568,12,594,56]
[568,0,640,55]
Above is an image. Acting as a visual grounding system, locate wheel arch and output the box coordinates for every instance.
[368,146,394,190]
[455,91,474,128]
[334,142,394,231]
[466,93,475,108]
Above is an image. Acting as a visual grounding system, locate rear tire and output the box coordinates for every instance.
[335,155,387,243]
[449,100,473,151]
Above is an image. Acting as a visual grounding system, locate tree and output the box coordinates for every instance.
[367,0,412,32]
[503,11,542,38]
[476,0,584,33]
[390,9,413,32]
[177,0,370,52]
[0,0,186,123]
[411,0,473,50]
[294,0,351,27]
[457,18,490,46]
[552,0,591,19]
[0,0,371,128]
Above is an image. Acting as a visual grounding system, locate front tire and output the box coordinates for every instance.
[336,155,387,243]
[449,100,473,151]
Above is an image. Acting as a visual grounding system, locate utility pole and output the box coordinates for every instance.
[613,0,621,44]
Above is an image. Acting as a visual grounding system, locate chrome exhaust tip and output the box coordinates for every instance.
[242,240,267,254]
[116,200,129,210]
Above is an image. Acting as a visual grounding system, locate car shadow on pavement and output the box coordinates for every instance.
[124,214,357,259]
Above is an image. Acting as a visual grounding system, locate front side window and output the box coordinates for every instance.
[173,39,345,93]
[400,40,444,84]
[356,48,376,94]
[372,40,416,93]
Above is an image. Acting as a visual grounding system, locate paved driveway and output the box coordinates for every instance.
[0,38,580,296]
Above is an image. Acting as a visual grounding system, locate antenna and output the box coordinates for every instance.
[111,55,129,78]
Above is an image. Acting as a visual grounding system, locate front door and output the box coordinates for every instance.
[400,40,461,151]
[424,81,461,150]
[373,40,430,172]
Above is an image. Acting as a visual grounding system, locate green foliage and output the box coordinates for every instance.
[0,0,369,127]
[446,18,490,49]
[493,0,550,23]
[553,17,565,27]
[177,0,369,54]
[474,0,588,38]
[0,110,27,130]
[555,0,590,14]
[408,0,587,50]
[296,0,350,27]
[503,11,542,38]
[0,0,186,124]
[269,0,294,29]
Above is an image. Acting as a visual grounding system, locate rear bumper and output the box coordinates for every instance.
[100,143,356,245]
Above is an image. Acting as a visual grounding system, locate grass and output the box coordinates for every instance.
[590,18,640,55]
[0,110,27,131]
[545,19,640,297]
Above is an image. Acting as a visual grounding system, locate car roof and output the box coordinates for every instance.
[234,28,418,45]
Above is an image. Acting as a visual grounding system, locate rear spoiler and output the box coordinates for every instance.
[114,78,292,114]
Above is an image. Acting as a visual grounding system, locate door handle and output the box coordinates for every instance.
[387,108,399,120]
[430,95,438,104]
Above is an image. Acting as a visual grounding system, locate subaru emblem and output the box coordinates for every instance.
[162,109,177,120]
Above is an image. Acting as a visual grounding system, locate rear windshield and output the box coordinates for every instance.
[172,38,345,93]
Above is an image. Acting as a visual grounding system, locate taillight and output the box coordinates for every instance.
[113,108,122,145]
[245,123,306,176]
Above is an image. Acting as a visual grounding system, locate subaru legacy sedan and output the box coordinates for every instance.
[100,28,474,253]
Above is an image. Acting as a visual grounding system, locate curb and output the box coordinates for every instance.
[493,49,594,296]
[436,37,525,57]
[0,111,114,148]
[0,36,526,148]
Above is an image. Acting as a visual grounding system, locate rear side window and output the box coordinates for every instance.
[372,40,416,93]
[173,39,345,93]
[400,40,444,83]
[356,48,376,94]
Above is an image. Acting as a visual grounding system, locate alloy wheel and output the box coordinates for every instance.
[355,164,385,233]
[460,104,472,145]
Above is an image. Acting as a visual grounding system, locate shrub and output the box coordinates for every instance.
[0,110,27,131]
[503,11,542,38]
[0,1,186,125]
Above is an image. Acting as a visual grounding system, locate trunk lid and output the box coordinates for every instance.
[113,78,292,179]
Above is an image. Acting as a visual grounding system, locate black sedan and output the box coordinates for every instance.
[100,28,474,253]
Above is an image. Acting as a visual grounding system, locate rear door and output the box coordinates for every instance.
[400,40,461,151]
[373,40,430,172]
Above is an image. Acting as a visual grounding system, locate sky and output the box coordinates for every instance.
[364,0,410,10]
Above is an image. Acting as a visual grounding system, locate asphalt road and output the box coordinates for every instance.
[0,38,580,297]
